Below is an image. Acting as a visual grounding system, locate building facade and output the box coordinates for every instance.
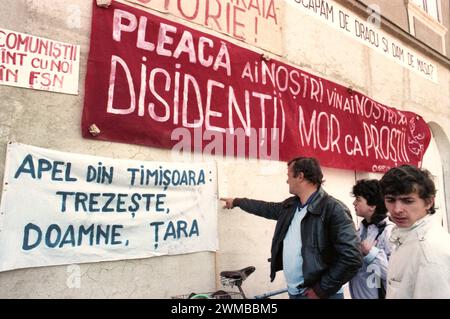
[0,0,448,298]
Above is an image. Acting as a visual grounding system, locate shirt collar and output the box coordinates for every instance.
[390,214,433,246]
[299,190,318,210]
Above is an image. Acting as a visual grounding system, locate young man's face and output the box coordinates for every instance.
[384,189,433,228]
[353,196,375,221]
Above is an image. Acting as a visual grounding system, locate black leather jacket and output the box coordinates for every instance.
[233,187,362,298]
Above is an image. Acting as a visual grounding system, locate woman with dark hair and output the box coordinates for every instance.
[380,165,450,298]
[349,179,394,299]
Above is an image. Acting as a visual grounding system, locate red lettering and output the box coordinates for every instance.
[233,5,246,40]
[177,0,200,20]
[248,0,261,15]
[266,0,277,24]
[205,0,222,30]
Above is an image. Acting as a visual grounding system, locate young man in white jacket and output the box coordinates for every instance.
[380,165,450,299]
[349,179,394,299]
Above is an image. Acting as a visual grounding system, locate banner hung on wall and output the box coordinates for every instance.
[0,28,80,94]
[0,142,218,272]
[82,1,431,173]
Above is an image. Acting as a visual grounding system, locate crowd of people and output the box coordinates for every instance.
[221,157,450,299]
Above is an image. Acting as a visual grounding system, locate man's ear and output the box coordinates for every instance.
[425,196,435,211]
[296,172,304,181]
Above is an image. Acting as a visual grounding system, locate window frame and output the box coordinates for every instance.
[411,0,442,22]
[407,0,447,54]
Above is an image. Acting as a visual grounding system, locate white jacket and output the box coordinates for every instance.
[387,214,450,299]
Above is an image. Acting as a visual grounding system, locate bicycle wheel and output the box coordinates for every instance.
[211,290,232,299]
[188,293,212,299]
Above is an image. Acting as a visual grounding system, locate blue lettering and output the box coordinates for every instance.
[198,170,205,184]
[22,223,124,250]
[111,225,123,245]
[163,170,171,187]
[14,155,76,181]
[88,193,101,212]
[128,193,141,212]
[172,170,180,186]
[56,191,74,212]
[126,167,206,187]
[189,219,199,237]
[127,168,139,185]
[75,192,88,212]
[45,224,62,248]
[164,221,176,240]
[78,224,94,246]
[101,166,114,184]
[179,171,188,185]
[51,161,65,181]
[116,193,127,212]
[56,192,171,213]
[96,225,110,245]
[59,225,75,247]
[102,193,115,212]
[86,165,97,182]
[177,220,188,238]
[86,163,113,184]
[65,163,77,182]
[149,219,200,244]
[22,223,42,250]
[37,158,52,178]
[150,221,164,243]
[142,193,155,211]
[155,194,166,212]
[14,154,36,179]
[189,170,196,185]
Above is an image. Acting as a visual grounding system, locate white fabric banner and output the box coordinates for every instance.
[0,142,218,272]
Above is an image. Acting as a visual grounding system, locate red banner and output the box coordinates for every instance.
[82,0,431,173]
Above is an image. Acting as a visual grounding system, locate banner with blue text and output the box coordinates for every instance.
[0,142,218,272]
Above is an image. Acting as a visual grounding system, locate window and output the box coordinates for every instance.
[411,0,441,22]
[407,0,447,54]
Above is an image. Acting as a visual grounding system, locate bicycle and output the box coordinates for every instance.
[172,266,288,299]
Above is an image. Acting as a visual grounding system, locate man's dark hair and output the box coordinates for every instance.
[352,179,387,217]
[379,165,436,214]
[287,157,324,186]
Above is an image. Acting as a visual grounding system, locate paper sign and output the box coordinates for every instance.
[0,28,80,94]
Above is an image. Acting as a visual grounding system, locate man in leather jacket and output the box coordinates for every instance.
[221,157,362,299]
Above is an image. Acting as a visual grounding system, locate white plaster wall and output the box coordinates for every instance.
[217,159,287,298]
[0,0,449,299]
[422,137,448,229]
